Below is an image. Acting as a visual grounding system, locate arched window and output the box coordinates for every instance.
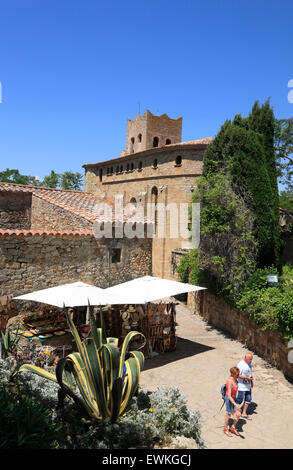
[153,158,158,169]
[175,155,182,166]
[130,162,134,171]
[130,197,137,207]
[99,168,103,182]
[153,136,159,148]
[131,137,135,152]
[107,168,110,175]
[126,163,130,172]
[151,186,158,232]
[138,133,142,143]
[120,165,123,173]
[116,166,119,174]
[138,161,143,170]
[110,167,113,175]
[166,139,171,145]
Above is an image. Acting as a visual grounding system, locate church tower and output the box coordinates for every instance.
[121,110,182,156]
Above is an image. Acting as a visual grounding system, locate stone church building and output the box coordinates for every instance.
[83,110,212,279]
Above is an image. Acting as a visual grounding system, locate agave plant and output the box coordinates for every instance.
[17,307,145,423]
[1,327,21,359]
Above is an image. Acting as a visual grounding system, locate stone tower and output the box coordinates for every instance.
[121,109,182,156]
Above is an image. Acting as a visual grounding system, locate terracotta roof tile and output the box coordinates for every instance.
[0,182,152,225]
[165,137,213,146]
[0,229,94,237]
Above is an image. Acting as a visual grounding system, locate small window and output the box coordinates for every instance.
[99,169,103,182]
[116,166,119,174]
[120,165,123,173]
[153,136,159,148]
[130,162,134,171]
[126,163,130,172]
[138,133,142,143]
[110,167,113,174]
[130,197,137,207]
[166,139,171,145]
[138,161,143,170]
[153,158,158,169]
[175,155,182,166]
[111,248,121,263]
[131,137,135,152]
[107,168,110,175]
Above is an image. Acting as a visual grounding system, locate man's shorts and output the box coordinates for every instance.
[236,390,252,405]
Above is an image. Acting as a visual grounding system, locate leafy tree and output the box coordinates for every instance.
[274,118,293,191]
[279,189,293,211]
[0,168,41,186]
[60,171,83,190]
[186,170,258,302]
[41,170,60,188]
[0,168,84,190]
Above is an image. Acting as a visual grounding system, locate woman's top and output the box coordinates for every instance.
[226,379,238,398]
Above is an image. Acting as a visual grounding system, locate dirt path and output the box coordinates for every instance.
[139,302,293,449]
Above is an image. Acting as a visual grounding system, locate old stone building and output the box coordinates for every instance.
[0,110,212,297]
[0,182,152,297]
[83,110,212,279]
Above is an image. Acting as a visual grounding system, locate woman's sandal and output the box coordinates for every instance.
[223,427,233,437]
[230,425,240,436]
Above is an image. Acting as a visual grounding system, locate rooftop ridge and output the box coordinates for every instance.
[0,229,94,237]
[0,181,85,194]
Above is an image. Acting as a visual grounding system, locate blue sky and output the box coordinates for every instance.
[0,0,292,182]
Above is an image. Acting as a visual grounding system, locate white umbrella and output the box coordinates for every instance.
[105,275,205,304]
[14,281,111,308]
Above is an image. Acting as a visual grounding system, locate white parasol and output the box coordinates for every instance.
[14,281,112,308]
[104,275,205,304]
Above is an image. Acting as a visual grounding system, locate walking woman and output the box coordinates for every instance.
[224,366,242,437]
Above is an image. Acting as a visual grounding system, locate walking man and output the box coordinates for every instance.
[236,351,254,419]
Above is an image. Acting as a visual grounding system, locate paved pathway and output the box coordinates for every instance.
[139,302,293,449]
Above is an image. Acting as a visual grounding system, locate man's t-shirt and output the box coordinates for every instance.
[237,359,252,392]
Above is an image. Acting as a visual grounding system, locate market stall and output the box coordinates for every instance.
[97,301,177,358]
[12,277,205,360]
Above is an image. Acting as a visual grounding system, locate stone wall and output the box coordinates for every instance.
[31,195,93,232]
[0,231,152,297]
[0,191,32,230]
[170,249,189,279]
[188,290,293,380]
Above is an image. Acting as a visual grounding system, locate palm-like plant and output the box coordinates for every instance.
[17,307,145,423]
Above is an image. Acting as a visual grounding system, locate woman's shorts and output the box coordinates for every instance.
[225,396,236,415]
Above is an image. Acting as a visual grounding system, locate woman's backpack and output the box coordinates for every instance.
[220,384,226,410]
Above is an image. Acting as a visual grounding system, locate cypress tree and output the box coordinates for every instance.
[248,100,281,267]
[202,103,281,268]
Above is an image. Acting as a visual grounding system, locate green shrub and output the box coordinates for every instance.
[177,249,201,285]
[0,385,61,448]
[0,360,205,449]
[59,386,205,449]
[235,266,293,339]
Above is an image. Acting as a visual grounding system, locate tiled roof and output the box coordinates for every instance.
[0,182,152,225]
[0,229,93,237]
[167,137,213,146]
